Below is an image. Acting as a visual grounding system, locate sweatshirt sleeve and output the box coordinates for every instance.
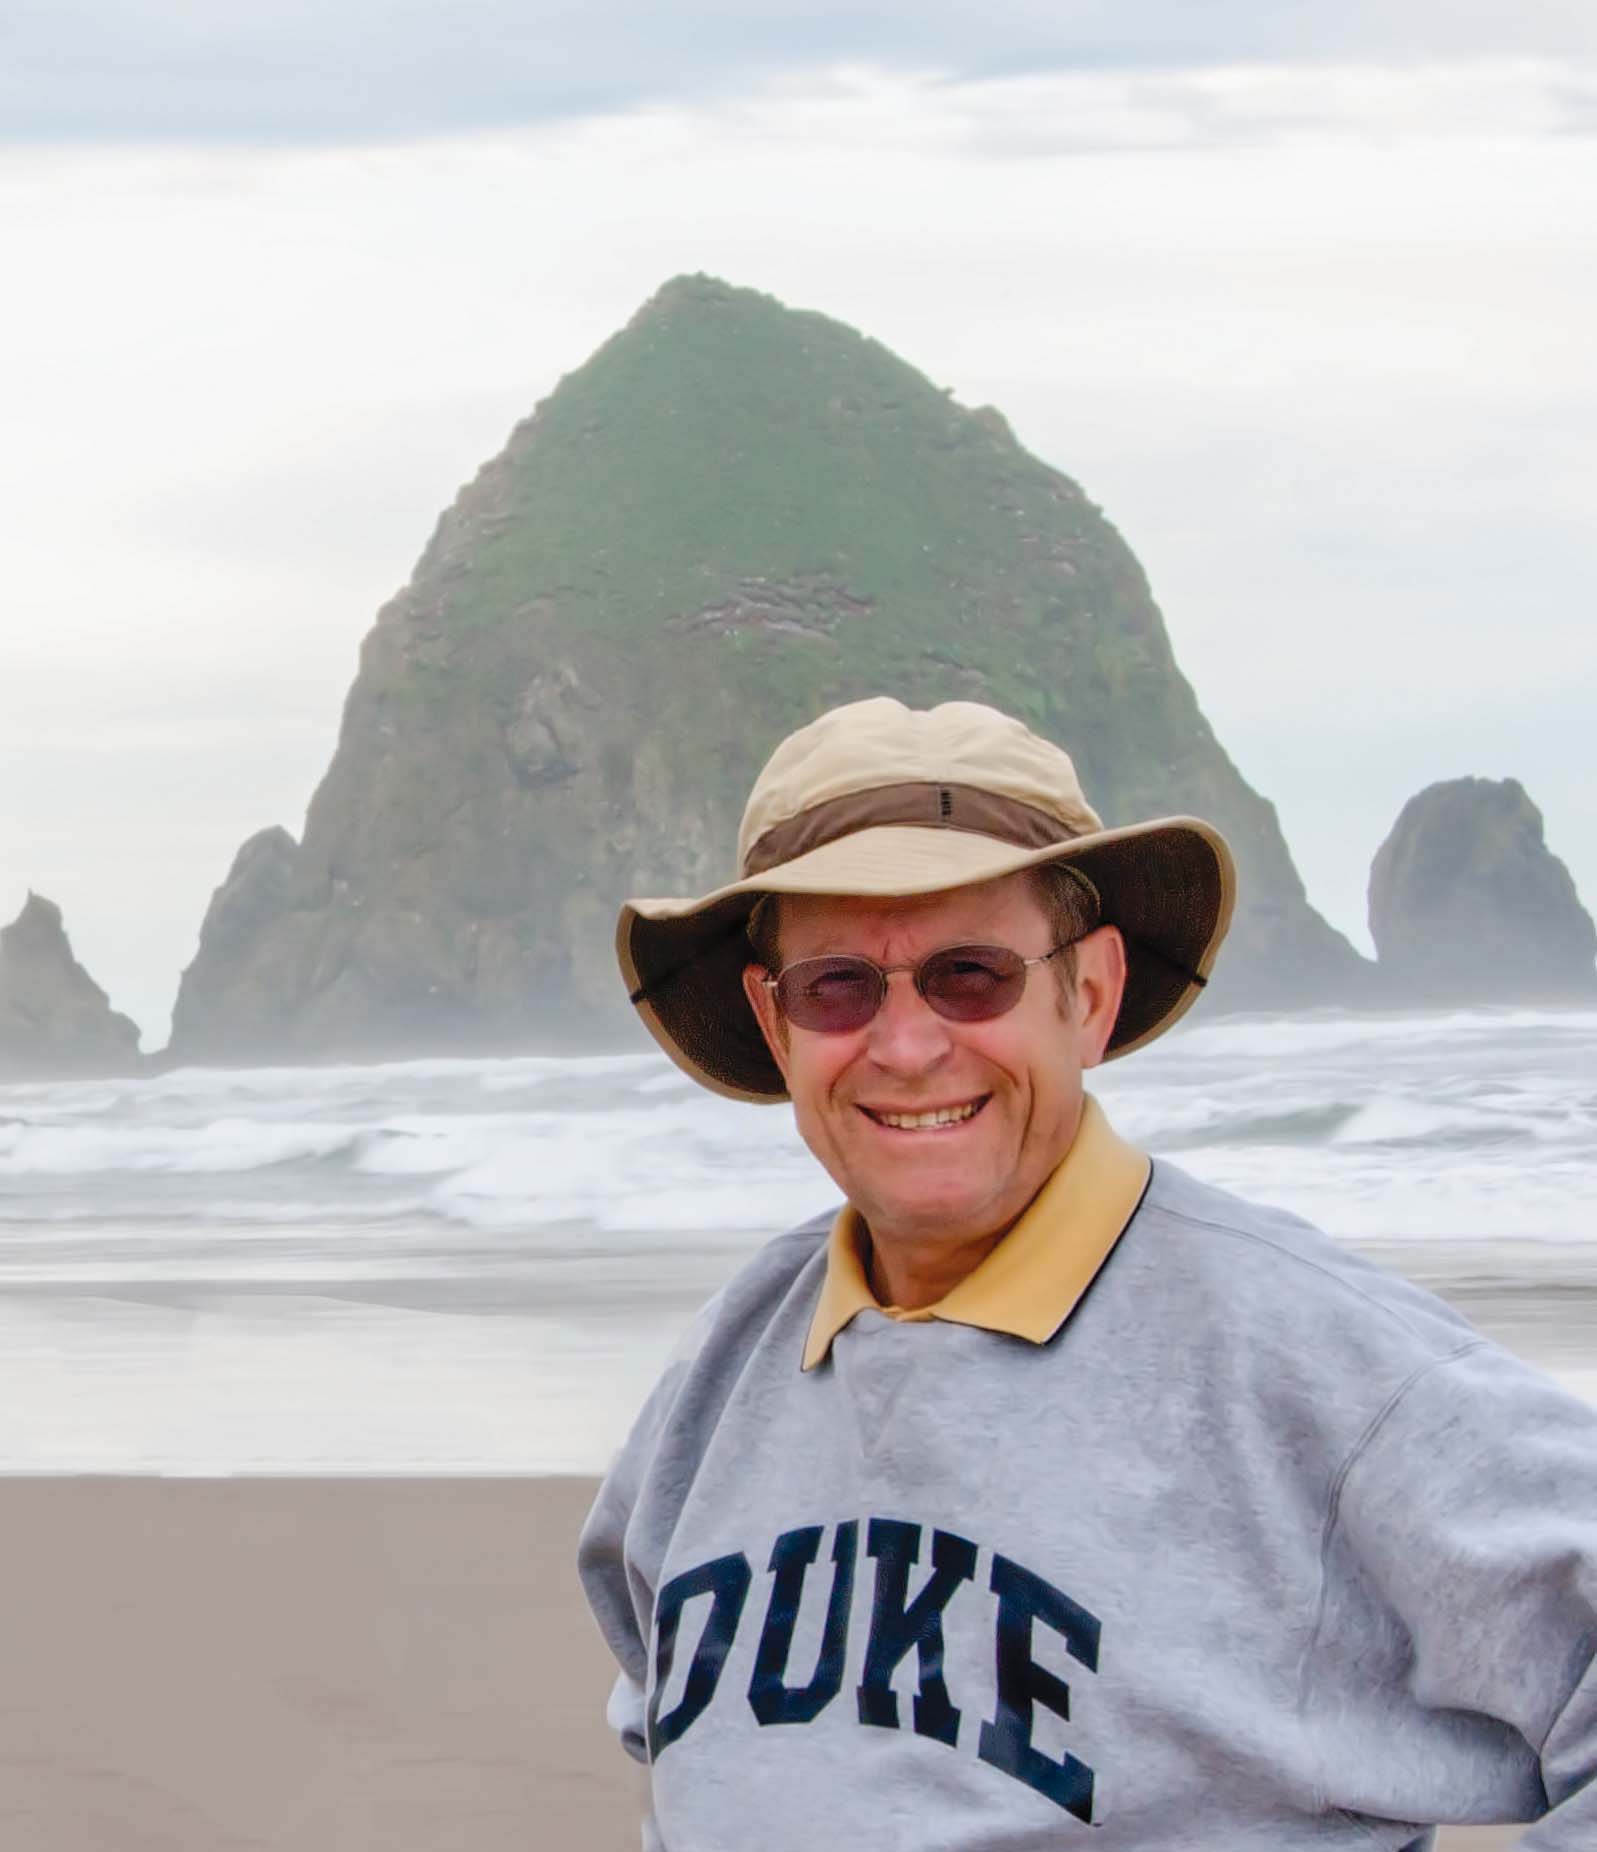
[1319,1340,1597,1847]
[580,1443,652,1767]
[578,1373,671,1764]
[577,1391,671,1852]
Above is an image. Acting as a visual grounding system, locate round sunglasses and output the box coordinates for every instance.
[759,941,1077,1034]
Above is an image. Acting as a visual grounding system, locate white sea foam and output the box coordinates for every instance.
[1171,1005,1597,1061]
[425,1097,828,1236]
[1331,1095,1510,1147]
[351,1114,528,1176]
[0,1116,362,1175]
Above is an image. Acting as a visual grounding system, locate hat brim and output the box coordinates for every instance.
[617,819,1236,1103]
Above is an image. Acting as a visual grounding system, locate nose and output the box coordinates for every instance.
[863,967,954,1077]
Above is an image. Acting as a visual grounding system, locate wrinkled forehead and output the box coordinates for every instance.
[768,870,1049,959]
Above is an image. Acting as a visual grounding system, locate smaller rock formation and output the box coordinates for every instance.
[0,893,142,1076]
[1369,778,1597,1003]
[168,828,301,1060]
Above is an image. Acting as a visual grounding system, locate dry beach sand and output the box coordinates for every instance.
[0,1474,1522,1851]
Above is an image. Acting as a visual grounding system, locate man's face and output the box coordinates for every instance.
[741,872,1125,1260]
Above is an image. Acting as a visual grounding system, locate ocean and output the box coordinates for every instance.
[0,1007,1593,1474]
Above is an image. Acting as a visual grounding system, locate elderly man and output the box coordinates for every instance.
[579,697,1597,1849]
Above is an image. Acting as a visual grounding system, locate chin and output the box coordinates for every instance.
[874,1194,990,1239]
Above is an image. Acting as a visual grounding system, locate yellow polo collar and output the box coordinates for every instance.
[801,1094,1150,1371]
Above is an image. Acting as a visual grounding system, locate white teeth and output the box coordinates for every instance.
[873,1100,981,1129]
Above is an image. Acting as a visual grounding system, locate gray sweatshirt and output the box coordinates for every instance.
[578,1158,1597,1849]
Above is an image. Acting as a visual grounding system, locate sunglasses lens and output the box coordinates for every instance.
[776,957,881,1032]
[921,945,1027,1021]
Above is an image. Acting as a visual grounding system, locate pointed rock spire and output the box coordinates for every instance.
[171,275,1365,1061]
[0,892,142,1076]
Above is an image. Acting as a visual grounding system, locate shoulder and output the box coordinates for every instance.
[1118,1159,1484,1396]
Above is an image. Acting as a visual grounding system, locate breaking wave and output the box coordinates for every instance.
[0,1008,1591,1470]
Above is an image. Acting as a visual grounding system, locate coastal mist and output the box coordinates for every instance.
[0,1007,1592,1473]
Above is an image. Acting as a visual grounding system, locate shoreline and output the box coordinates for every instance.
[0,1262,1589,1478]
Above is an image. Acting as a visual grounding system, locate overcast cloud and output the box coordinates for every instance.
[5,0,1597,143]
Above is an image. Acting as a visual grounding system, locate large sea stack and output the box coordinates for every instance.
[171,275,1363,1061]
[1369,777,1597,1003]
[0,893,142,1076]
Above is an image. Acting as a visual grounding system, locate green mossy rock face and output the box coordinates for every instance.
[0,894,142,1077]
[170,275,1363,1061]
[1369,778,1597,1003]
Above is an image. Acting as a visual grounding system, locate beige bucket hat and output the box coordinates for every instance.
[616,697,1237,1102]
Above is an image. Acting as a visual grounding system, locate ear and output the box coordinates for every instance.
[741,963,793,1084]
[1072,925,1127,1070]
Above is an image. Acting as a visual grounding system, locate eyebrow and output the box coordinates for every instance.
[783,935,1004,962]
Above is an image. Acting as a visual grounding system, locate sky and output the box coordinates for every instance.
[3,5,1594,1045]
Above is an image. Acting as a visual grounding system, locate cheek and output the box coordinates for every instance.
[965,1020,1074,1104]
[958,1023,1031,1079]
[788,1040,863,1119]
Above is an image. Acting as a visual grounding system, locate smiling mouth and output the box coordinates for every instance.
[858,1096,990,1131]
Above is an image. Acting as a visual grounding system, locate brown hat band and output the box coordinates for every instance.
[744,782,1081,876]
